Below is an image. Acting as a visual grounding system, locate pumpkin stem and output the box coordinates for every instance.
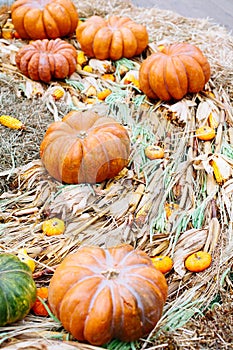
[77,130,87,139]
[101,268,119,279]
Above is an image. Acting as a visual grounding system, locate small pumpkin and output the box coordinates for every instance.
[0,253,37,326]
[195,126,216,141]
[145,145,164,160]
[76,15,148,60]
[40,110,130,184]
[15,38,77,83]
[184,251,212,272]
[32,287,50,316]
[139,42,211,101]
[42,218,65,236]
[11,0,78,40]
[151,256,173,274]
[48,244,168,345]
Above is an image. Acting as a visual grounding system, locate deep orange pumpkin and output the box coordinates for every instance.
[139,42,211,101]
[15,38,77,83]
[40,110,130,184]
[76,15,148,60]
[48,244,168,345]
[11,0,78,40]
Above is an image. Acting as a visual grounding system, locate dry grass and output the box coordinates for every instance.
[0,0,233,349]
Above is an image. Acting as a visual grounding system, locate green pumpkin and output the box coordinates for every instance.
[0,253,37,326]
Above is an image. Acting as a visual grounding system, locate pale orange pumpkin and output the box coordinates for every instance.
[139,42,211,101]
[11,0,78,40]
[48,244,168,345]
[40,110,130,184]
[76,15,148,60]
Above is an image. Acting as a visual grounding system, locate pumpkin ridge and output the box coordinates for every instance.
[126,273,167,302]
[43,7,60,38]
[166,56,185,99]
[179,55,205,92]
[172,55,188,98]
[117,280,145,322]
[86,131,111,179]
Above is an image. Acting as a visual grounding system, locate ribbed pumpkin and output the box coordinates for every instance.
[139,42,211,101]
[15,38,77,83]
[0,253,37,326]
[40,110,130,184]
[76,15,148,60]
[11,0,78,40]
[48,244,168,345]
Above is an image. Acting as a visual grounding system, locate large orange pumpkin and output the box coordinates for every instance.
[139,42,211,101]
[40,110,130,184]
[48,244,168,345]
[15,38,77,83]
[11,0,78,40]
[76,15,148,60]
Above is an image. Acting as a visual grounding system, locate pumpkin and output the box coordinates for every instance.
[195,126,216,141]
[11,0,78,40]
[184,251,212,272]
[145,145,164,160]
[0,253,37,326]
[32,287,50,316]
[139,42,211,101]
[151,256,173,274]
[48,244,168,345]
[42,218,65,236]
[76,15,149,60]
[40,110,130,184]
[15,38,77,83]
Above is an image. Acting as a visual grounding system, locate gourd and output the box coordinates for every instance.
[32,287,50,316]
[48,244,168,345]
[139,42,211,101]
[11,0,78,40]
[76,15,148,60]
[184,251,212,272]
[195,126,216,141]
[40,110,130,184]
[42,218,66,236]
[151,256,173,274]
[15,38,77,83]
[0,253,37,326]
[145,145,164,160]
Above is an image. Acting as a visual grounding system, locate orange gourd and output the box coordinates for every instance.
[151,256,173,274]
[139,42,211,101]
[11,0,78,40]
[42,218,65,236]
[76,15,148,60]
[48,244,168,345]
[195,126,216,141]
[145,145,165,160]
[32,287,50,316]
[185,251,212,272]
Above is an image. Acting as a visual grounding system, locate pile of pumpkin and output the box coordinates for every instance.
[0,0,214,346]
